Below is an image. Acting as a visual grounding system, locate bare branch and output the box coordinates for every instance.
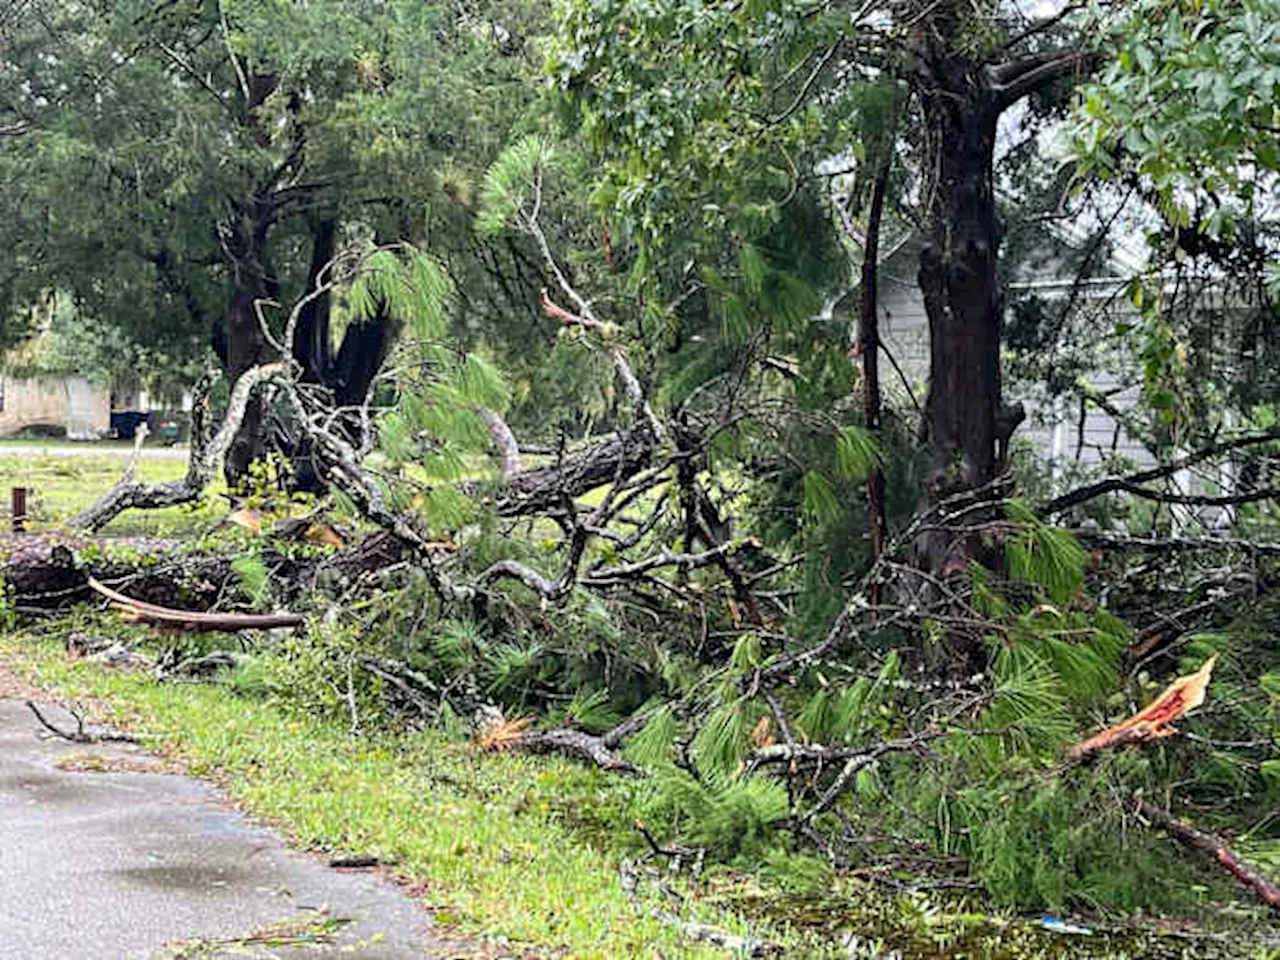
[480,409,522,479]
[71,363,282,531]
[1044,429,1280,514]
[1139,800,1280,914]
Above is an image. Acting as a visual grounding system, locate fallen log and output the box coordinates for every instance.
[0,533,227,610]
[1138,800,1280,915]
[1,530,405,613]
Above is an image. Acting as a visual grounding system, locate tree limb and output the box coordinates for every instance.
[71,363,282,532]
[1139,800,1280,914]
[987,48,1102,106]
[1043,429,1280,514]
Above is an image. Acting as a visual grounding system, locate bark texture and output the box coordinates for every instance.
[915,59,1004,572]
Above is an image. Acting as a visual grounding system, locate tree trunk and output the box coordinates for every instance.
[219,73,282,486]
[279,218,402,492]
[293,218,337,385]
[918,78,1001,507]
[220,202,277,484]
[858,145,892,569]
[913,62,1022,590]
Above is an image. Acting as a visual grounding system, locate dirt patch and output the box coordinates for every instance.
[54,751,164,774]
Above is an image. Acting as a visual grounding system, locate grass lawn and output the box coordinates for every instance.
[0,446,222,537]
[0,625,756,959]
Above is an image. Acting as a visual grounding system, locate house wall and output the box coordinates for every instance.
[873,267,1158,473]
[0,376,110,439]
[870,266,1244,528]
[877,271,931,407]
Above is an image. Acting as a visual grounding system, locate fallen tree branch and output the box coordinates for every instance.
[1074,530,1280,557]
[506,727,643,776]
[1138,800,1280,914]
[89,577,304,632]
[619,859,779,956]
[25,701,141,744]
[797,732,945,825]
[746,732,945,774]
[71,363,282,532]
[490,427,656,517]
[1043,428,1280,515]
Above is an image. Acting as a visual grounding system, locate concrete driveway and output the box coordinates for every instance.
[0,699,454,958]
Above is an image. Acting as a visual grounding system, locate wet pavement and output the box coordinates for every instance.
[0,699,446,958]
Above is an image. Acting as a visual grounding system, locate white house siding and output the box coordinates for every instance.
[64,377,108,440]
[876,271,931,408]
[872,268,1156,475]
[865,258,1248,531]
[0,375,109,439]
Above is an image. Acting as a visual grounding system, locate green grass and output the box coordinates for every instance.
[0,627,753,958]
[0,449,222,537]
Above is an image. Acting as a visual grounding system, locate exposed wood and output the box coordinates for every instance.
[1068,657,1216,761]
[88,576,303,632]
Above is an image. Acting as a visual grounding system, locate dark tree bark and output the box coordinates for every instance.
[915,63,1004,570]
[858,142,892,570]
[218,72,283,485]
[293,217,337,385]
[895,32,1098,666]
[280,218,402,492]
[908,41,1093,583]
[220,198,278,483]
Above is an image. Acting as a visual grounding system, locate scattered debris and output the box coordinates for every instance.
[25,700,142,745]
[54,752,161,775]
[329,854,385,869]
[620,858,779,956]
[165,908,353,958]
[1039,915,1094,936]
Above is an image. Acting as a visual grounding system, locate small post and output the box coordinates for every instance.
[10,486,29,533]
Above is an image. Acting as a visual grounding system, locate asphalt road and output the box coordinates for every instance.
[0,443,189,461]
[0,699,452,958]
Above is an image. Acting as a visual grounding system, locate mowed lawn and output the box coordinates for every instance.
[0,443,219,537]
